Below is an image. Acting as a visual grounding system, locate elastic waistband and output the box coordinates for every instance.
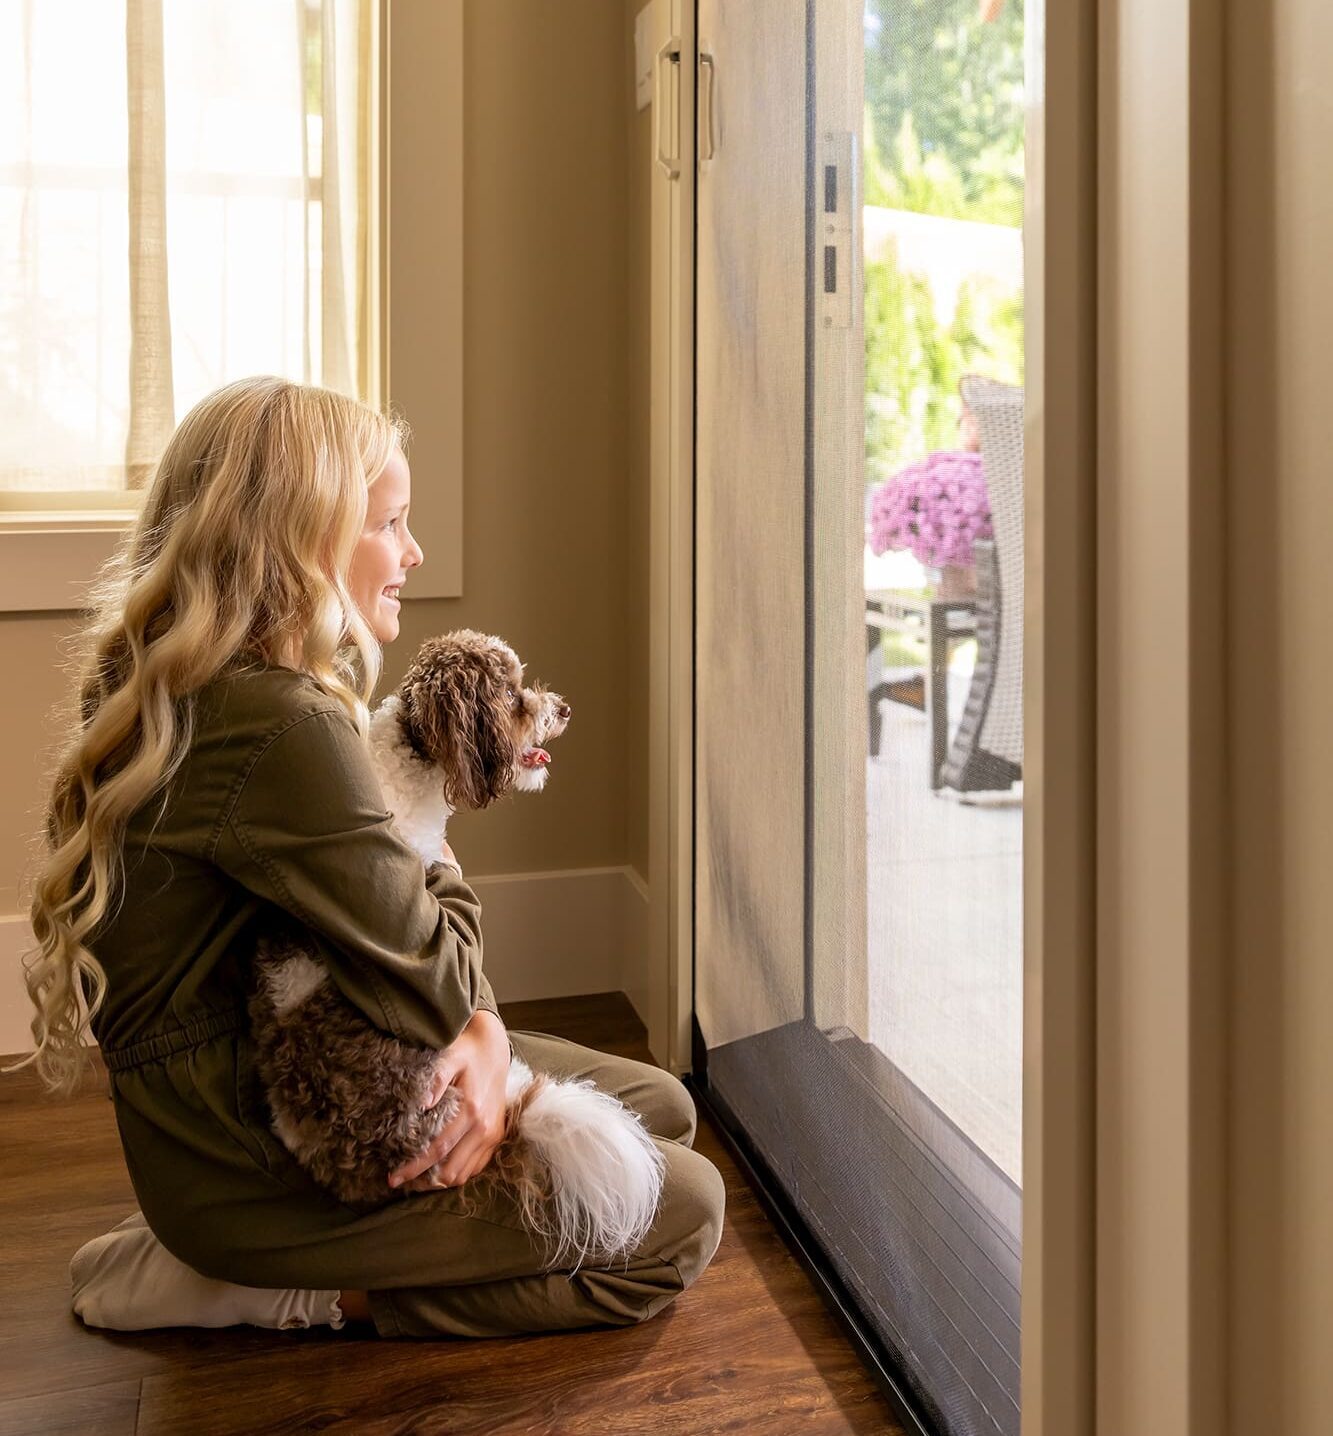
[102,1007,247,1072]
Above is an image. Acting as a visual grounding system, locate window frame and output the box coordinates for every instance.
[0,0,464,612]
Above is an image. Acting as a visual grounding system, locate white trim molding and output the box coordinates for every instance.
[646,0,695,1078]
[0,515,134,614]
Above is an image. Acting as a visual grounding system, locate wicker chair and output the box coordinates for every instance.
[938,376,1024,793]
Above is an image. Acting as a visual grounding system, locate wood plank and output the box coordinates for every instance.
[500,990,651,1058]
[1,994,901,1434]
[0,1053,279,1407]
[0,1378,140,1436]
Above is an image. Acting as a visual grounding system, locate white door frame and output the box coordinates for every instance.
[647,0,696,1076]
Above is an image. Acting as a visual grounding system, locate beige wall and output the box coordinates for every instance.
[1,1,644,909]
[408,0,635,876]
[1,613,89,910]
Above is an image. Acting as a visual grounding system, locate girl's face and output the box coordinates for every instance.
[347,445,423,644]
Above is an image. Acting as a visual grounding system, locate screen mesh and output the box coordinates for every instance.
[694,4,1027,1432]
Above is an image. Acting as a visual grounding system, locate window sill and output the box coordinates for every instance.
[0,513,135,614]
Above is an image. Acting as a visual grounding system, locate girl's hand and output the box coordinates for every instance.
[390,1009,509,1190]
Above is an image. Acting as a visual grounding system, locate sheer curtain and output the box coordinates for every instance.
[0,0,374,495]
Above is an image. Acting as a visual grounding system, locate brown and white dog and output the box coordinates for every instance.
[248,631,665,1271]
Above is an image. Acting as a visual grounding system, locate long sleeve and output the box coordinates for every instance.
[212,706,497,1049]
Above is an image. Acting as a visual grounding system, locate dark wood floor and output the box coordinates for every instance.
[1,993,902,1435]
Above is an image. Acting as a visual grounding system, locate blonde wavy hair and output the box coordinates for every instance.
[9,376,407,1096]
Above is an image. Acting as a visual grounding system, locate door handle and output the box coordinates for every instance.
[698,51,716,165]
[655,37,680,178]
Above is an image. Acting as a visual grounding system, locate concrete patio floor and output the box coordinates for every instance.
[864,666,1024,1186]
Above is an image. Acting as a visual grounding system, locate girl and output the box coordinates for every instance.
[17,376,724,1338]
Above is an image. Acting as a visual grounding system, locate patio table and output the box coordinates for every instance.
[866,588,978,789]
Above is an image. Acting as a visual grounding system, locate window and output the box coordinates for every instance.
[1,0,378,506]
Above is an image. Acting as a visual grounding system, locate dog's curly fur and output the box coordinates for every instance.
[247,919,551,1207]
[248,631,666,1272]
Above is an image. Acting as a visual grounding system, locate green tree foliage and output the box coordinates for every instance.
[863,0,1025,228]
[862,0,1026,482]
[864,249,1023,484]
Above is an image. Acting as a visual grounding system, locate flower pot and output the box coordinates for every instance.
[932,564,977,601]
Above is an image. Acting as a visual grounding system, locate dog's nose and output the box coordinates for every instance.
[557,703,571,720]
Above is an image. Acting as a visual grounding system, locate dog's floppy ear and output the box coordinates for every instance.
[400,632,517,811]
[456,642,518,810]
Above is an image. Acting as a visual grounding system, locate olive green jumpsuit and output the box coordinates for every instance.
[88,665,724,1338]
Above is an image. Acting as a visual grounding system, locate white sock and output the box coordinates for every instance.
[69,1211,346,1332]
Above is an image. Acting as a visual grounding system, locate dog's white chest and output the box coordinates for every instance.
[367,697,454,865]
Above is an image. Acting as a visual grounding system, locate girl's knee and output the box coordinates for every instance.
[650,1140,726,1289]
[623,1067,698,1147]
[647,1071,699,1147]
[575,1142,724,1329]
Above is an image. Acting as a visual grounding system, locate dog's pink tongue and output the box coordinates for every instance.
[521,748,551,768]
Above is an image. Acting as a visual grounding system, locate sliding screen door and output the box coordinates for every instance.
[694,4,1030,1433]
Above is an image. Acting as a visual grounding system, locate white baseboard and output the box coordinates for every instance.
[470,865,650,1015]
[0,867,652,1059]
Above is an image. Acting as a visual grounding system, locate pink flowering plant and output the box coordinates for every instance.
[868,450,993,569]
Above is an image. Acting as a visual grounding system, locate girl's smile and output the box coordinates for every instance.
[348,446,423,642]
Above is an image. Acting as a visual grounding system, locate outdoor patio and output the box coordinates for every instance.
[865,653,1023,1187]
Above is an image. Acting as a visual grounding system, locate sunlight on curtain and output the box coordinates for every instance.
[0,0,373,495]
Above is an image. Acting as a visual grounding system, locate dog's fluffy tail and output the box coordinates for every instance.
[497,1058,666,1273]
